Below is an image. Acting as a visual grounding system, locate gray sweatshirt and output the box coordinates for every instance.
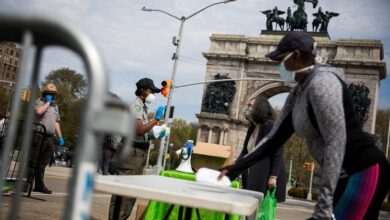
[228,65,349,219]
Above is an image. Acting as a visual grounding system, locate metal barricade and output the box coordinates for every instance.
[0,14,135,220]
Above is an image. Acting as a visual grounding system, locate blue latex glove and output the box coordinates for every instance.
[58,136,64,146]
[45,94,53,103]
[155,106,166,121]
[158,129,166,139]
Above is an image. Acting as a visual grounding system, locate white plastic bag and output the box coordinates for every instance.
[195,167,231,188]
[151,125,170,139]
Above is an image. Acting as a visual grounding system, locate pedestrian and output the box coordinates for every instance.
[238,95,286,220]
[27,83,65,194]
[100,93,123,176]
[108,78,165,220]
[218,31,390,220]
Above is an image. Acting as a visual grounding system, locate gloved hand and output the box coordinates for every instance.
[45,94,53,103]
[58,136,65,146]
[155,106,166,121]
[158,129,166,139]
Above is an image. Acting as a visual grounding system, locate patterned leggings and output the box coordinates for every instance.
[333,157,390,220]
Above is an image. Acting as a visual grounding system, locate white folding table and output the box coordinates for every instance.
[94,175,263,219]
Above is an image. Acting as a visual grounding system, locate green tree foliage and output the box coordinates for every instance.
[44,67,87,98]
[42,68,87,150]
[170,119,196,149]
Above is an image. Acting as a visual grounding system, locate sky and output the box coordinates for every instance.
[1,0,389,123]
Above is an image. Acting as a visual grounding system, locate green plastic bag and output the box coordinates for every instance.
[257,189,277,220]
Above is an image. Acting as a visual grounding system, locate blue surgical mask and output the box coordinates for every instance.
[279,52,315,84]
[279,52,296,84]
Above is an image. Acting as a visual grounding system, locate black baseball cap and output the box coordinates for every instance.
[265,31,316,62]
[136,78,161,93]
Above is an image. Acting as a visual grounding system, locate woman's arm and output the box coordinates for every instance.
[309,73,346,220]
[224,111,294,180]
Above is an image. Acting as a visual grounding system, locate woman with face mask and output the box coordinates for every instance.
[219,32,390,220]
[239,95,286,220]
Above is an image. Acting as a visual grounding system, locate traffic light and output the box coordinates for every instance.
[161,80,171,97]
[303,162,312,171]
[21,89,30,102]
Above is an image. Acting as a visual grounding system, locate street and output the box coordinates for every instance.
[1,166,389,220]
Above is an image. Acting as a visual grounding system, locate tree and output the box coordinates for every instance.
[375,108,390,154]
[44,67,87,98]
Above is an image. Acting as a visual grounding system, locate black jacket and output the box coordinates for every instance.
[237,120,286,202]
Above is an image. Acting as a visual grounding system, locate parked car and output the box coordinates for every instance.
[54,147,74,168]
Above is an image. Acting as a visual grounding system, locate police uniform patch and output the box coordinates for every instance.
[135,105,142,112]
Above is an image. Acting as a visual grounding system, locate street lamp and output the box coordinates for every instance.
[141,0,236,173]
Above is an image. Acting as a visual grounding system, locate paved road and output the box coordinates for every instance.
[1,166,389,220]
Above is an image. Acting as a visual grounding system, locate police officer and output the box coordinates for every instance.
[109,78,165,220]
[27,83,64,194]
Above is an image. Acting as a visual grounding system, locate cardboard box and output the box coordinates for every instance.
[135,199,149,220]
[191,142,233,170]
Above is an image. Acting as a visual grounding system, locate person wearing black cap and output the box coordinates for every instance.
[108,78,165,220]
[218,31,390,220]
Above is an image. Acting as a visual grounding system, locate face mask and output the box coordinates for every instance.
[145,93,155,104]
[244,106,254,122]
[279,52,315,84]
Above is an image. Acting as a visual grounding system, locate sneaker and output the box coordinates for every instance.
[34,186,52,194]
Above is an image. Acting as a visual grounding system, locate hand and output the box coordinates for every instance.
[268,176,277,188]
[58,136,64,146]
[155,106,165,121]
[158,129,166,139]
[50,101,56,106]
[45,94,53,103]
[217,169,229,181]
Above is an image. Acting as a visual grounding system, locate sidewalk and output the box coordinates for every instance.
[45,166,72,178]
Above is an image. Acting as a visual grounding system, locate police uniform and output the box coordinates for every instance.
[109,97,150,220]
[28,99,60,190]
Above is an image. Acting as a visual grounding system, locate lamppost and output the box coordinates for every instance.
[141,0,236,173]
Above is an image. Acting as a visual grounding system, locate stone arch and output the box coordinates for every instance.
[244,81,292,106]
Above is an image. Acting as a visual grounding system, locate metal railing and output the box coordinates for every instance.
[0,13,135,220]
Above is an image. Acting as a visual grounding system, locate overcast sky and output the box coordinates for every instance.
[1,0,389,122]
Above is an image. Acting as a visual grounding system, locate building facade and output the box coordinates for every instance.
[196,31,387,159]
[0,41,21,92]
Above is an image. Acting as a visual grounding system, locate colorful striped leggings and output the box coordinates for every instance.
[333,157,390,220]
